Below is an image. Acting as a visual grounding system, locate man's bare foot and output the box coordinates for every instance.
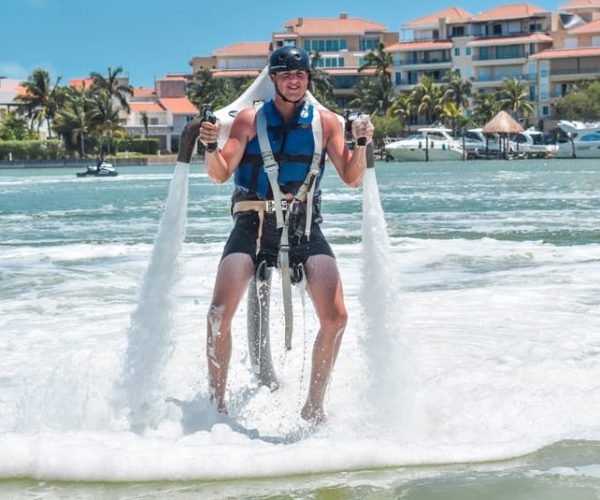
[301,402,326,425]
[210,394,228,415]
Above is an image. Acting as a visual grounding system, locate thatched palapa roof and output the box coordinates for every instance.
[483,111,524,134]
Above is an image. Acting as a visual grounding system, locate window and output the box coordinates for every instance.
[581,134,600,142]
[304,39,347,52]
[150,117,159,125]
[451,26,465,37]
[565,38,578,49]
[593,36,600,47]
[493,24,502,35]
[395,72,402,85]
[360,37,380,51]
[529,23,542,32]
[496,45,522,59]
[433,29,439,40]
[466,47,472,56]
[283,40,295,47]
[479,46,490,60]
[315,56,345,68]
[542,106,549,116]
[454,47,461,57]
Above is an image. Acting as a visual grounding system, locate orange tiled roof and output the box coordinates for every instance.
[471,3,549,21]
[385,40,453,51]
[560,0,600,9]
[156,76,187,82]
[129,102,164,113]
[213,42,270,56]
[282,16,386,35]
[403,7,473,29]
[529,46,600,58]
[569,18,600,33]
[212,69,263,77]
[69,78,93,89]
[159,97,198,114]
[467,33,553,46]
[132,87,155,97]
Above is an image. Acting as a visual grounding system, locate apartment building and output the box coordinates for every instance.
[530,0,600,118]
[272,13,399,108]
[124,76,199,152]
[386,4,580,120]
[189,41,270,78]
[0,78,27,118]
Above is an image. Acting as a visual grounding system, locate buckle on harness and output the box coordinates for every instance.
[266,200,287,213]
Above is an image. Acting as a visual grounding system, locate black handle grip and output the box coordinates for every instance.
[357,137,366,146]
[202,105,218,153]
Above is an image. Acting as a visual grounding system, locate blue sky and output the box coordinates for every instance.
[2,0,560,87]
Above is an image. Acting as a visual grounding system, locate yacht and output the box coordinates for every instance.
[508,129,558,158]
[462,129,501,157]
[384,127,464,161]
[554,121,600,159]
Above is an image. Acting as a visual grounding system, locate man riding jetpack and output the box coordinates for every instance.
[199,46,374,424]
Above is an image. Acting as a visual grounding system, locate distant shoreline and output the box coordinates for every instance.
[0,155,205,169]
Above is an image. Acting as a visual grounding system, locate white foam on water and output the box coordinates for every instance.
[113,162,190,431]
[4,164,600,482]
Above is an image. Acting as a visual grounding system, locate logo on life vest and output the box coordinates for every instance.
[300,101,310,119]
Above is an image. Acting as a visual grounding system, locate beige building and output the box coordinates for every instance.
[189,41,271,78]
[530,0,600,118]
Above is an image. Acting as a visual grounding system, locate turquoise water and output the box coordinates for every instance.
[2,160,600,498]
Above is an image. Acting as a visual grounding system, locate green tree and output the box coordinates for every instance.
[16,68,62,138]
[387,93,414,135]
[440,101,463,134]
[349,76,394,115]
[90,66,134,112]
[496,78,534,122]
[0,111,35,140]
[54,85,98,157]
[553,81,600,121]
[358,42,393,85]
[188,69,252,111]
[411,75,443,124]
[441,69,472,110]
[472,92,501,125]
[140,111,149,138]
[91,91,125,154]
[309,51,339,112]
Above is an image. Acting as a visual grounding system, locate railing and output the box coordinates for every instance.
[475,73,536,82]
[551,68,600,76]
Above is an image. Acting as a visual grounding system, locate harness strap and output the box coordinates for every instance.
[256,106,285,229]
[253,102,324,350]
[294,108,322,239]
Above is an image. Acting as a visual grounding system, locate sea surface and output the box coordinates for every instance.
[1,159,600,499]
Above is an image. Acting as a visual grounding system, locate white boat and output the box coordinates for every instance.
[463,129,501,156]
[554,121,600,159]
[384,127,464,161]
[508,129,557,158]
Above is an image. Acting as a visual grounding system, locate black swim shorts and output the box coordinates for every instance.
[221,211,335,267]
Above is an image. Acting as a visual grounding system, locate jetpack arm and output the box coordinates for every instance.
[176,105,219,164]
[343,110,375,169]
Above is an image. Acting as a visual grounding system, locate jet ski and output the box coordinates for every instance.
[76,162,118,177]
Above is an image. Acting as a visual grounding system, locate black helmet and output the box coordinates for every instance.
[269,47,311,74]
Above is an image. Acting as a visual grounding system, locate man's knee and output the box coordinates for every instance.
[207,303,228,336]
[320,307,348,332]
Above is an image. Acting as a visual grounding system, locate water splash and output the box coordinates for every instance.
[360,168,414,432]
[114,162,189,431]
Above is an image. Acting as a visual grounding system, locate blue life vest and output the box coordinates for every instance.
[233,99,325,202]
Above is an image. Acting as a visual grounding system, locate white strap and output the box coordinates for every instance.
[256,106,285,228]
[305,108,322,238]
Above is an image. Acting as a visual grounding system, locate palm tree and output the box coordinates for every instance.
[496,78,534,122]
[90,66,134,112]
[387,93,414,135]
[358,42,393,85]
[349,76,394,115]
[141,111,149,138]
[309,51,338,111]
[0,111,32,140]
[16,68,62,138]
[440,101,463,134]
[54,85,98,157]
[411,75,443,124]
[91,91,125,155]
[441,69,472,110]
[472,92,501,125]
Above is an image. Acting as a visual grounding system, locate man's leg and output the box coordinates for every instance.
[207,252,254,413]
[301,254,348,423]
